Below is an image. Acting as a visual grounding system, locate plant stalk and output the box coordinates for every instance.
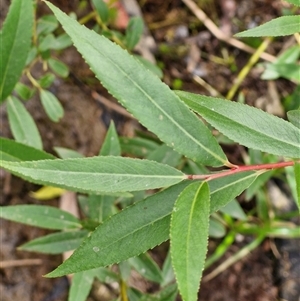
[185,160,299,181]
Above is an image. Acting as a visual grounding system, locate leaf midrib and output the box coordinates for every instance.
[211,172,257,194]
[74,32,225,165]
[185,185,201,298]
[4,164,184,179]
[80,207,171,263]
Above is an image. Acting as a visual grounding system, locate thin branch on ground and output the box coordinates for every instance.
[0,259,42,268]
[91,91,134,119]
[182,0,277,62]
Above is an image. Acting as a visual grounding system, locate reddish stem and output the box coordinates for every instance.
[185,160,299,181]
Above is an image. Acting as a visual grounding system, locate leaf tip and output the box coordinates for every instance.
[44,267,64,278]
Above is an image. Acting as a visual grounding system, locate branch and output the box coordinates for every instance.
[185,160,298,181]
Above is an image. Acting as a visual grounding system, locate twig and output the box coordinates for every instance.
[181,0,276,62]
[91,91,134,119]
[0,259,42,268]
[185,160,298,181]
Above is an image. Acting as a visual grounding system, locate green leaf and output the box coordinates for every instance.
[6,96,43,149]
[235,16,300,37]
[38,73,56,88]
[125,17,144,50]
[39,33,72,51]
[40,89,64,122]
[0,156,184,194]
[156,283,178,301]
[37,14,59,36]
[170,182,210,301]
[128,253,163,283]
[0,205,81,230]
[219,199,247,220]
[264,63,300,83]
[14,82,35,100]
[147,144,182,167]
[48,58,69,78]
[209,218,226,238]
[54,147,84,159]
[120,137,159,157]
[294,162,300,212]
[0,0,34,102]
[261,46,300,80]
[82,194,116,222]
[245,170,273,200]
[119,261,131,280]
[0,137,55,162]
[38,33,56,52]
[45,182,190,277]
[161,251,175,287]
[285,166,298,204]
[92,0,109,23]
[287,110,300,129]
[94,267,120,283]
[45,2,227,167]
[26,47,38,66]
[284,0,300,6]
[53,33,73,49]
[209,171,258,213]
[99,121,121,156]
[177,91,300,159]
[69,270,95,301]
[19,230,88,254]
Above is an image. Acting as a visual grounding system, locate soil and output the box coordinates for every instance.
[1,0,299,300]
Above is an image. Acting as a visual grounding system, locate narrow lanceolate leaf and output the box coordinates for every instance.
[6,97,43,149]
[294,162,300,213]
[170,182,210,301]
[0,137,55,162]
[0,205,81,230]
[235,16,300,37]
[147,144,182,167]
[128,253,163,283]
[99,121,121,156]
[91,0,109,23]
[69,270,96,301]
[45,2,227,167]
[120,137,159,157]
[125,17,144,50]
[45,182,190,277]
[54,147,84,159]
[177,91,300,159]
[0,156,184,194]
[209,171,258,213]
[0,0,34,102]
[19,230,89,254]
